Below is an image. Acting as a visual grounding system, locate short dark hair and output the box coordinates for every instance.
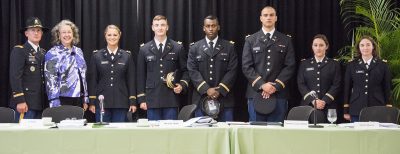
[312,34,329,48]
[355,35,378,58]
[261,6,277,15]
[203,15,219,25]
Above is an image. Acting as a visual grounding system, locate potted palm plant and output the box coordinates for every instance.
[339,0,400,107]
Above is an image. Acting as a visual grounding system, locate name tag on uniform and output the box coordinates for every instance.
[28,56,36,62]
[220,53,228,56]
[146,55,155,61]
[356,70,365,73]
[253,47,260,50]
[306,67,314,71]
[168,52,175,55]
[118,62,125,65]
[101,61,109,64]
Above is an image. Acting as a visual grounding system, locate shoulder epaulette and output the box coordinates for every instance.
[14,45,23,48]
[334,58,339,61]
[382,59,388,63]
[177,41,182,45]
[286,34,292,38]
[301,58,306,61]
[245,35,250,38]
[126,50,131,54]
[229,41,235,44]
[190,42,195,46]
[93,50,98,53]
[140,43,145,47]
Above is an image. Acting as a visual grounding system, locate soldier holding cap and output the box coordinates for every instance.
[137,15,189,120]
[187,15,238,121]
[242,6,296,122]
[9,17,49,121]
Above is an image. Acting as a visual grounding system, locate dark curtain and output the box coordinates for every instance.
[2,0,351,121]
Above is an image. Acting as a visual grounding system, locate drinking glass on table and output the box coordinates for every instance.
[327,109,337,124]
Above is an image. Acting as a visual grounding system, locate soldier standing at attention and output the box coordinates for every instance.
[187,15,238,121]
[343,36,392,122]
[242,6,296,122]
[88,25,136,122]
[137,15,189,120]
[10,17,48,121]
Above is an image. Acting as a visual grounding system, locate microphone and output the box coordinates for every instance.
[309,91,323,128]
[95,95,108,125]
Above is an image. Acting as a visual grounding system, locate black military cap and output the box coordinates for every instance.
[254,93,277,115]
[20,17,49,33]
[200,96,221,119]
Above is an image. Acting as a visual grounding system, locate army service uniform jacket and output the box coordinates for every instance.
[242,30,296,99]
[297,57,341,108]
[88,48,136,108]
[9,42,46,110]
[137,39,189,108]
[343,58,392,115]
[187,38,238,108]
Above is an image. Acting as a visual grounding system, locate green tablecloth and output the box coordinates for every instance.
[1,124,400,154]
[0,127,230,154]
[231,127,400,154]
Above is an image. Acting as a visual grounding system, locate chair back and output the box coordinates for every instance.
[178,104,197,121]
[359,106,400,124]
[287,106,314,121]
[42,105,84,123]
[0,107,15,123]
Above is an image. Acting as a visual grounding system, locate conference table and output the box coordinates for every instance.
[0,122,399,154]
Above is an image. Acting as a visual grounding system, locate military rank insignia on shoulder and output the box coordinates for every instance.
[382,59,388,63]
[190,42,195,46]
[286,34,292,38]
[14,45,24,48]
[126,50,131,54]
[140,43,145,47]
[334,58,339,61]
[177,41,182,45]
[229,41,235,44]
[245,35,250,38]
[93,50,98,53]
[301,58,306,61]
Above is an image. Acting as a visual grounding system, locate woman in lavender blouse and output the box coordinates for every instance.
[44,20,93,111]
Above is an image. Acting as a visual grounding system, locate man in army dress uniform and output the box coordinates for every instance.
[187,15,238,121]
[137,15,189,120]
[9,17,48,121]
[242,6,296,122]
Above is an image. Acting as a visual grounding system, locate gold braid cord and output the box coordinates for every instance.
[166,72,176,89]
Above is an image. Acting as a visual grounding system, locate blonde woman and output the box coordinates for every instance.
[88,25,136,122]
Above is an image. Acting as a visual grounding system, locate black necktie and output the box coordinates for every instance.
[266,33,271,42]
[159,43,163,53]
[209,41,214,53]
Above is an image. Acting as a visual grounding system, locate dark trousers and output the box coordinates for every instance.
[14,109,42,122]
[249,98,288,122]
[95,108,127,122]
[147,108,178,120]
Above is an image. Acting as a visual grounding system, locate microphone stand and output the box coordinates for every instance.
[309,94,323,128]
[95,96,108,125]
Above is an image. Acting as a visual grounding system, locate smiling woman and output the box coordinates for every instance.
[87,25,137,122]
[44,20,91,111]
